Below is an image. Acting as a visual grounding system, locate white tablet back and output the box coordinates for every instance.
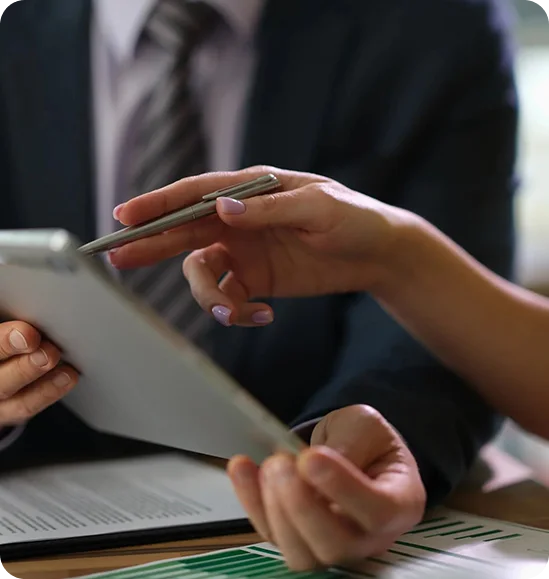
[0,230,303,462]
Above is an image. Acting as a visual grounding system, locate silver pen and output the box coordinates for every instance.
[79,174,281,256]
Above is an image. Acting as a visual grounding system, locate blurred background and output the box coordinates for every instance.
[495,0,549,481]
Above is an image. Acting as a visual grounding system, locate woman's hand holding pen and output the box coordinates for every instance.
[110,166,414,327]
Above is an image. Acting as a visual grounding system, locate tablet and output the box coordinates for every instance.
[0,230,304,462]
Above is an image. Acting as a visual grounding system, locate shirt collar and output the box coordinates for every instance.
[94,0,265,64]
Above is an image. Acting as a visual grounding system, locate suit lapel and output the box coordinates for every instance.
[9,0,95,243]
[240,0,353,171]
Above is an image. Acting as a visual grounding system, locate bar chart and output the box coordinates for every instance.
[81,509,549,579]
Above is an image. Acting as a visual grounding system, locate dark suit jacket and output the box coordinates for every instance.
[0,0,518,506]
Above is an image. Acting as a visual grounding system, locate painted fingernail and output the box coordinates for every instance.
[218,197,246,215]
[113,204,124,220]
[9,330,28,351]
[30,349,49,368]
[212,305,232,327]
[52,372,71,388]
[252,310,274,325]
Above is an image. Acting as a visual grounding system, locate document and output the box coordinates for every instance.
[0,453,246,552]
[76,509,549,579]
[355,507,549,578]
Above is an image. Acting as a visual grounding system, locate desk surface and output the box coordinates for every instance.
[6,446,549,579]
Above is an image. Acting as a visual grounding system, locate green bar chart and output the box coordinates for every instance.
[83,547,359,579]
[81,509,549,579]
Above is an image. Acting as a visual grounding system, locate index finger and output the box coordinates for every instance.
[117,167,276,226]
[227,456,273,542]
[116,166,319,226]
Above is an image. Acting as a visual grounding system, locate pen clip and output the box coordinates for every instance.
[201,183,251,202]
[201,174,278,202]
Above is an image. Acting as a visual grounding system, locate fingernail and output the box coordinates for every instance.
[52,372,71,388]
[232,464,256,485]
[301,454,330,483]
[265,457,295,484]
[252,310,274,325]
[9,330,28,351]
[30,349,49,368]
[107,250,120,267]
[212,305,232,327]
[113,204,124,220]
[218,197,246,215]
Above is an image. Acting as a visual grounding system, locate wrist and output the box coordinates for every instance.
[369,208,428,298]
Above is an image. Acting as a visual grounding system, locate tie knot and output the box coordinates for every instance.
[145,0,220,55]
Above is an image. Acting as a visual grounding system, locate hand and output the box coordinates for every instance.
[227,405,426,571]
[0,322,78,427]
[111,166,412,327]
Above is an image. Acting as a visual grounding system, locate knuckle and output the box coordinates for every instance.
[305,182,331,201]
[324,404,382,433]
[303,183,337,223]
[259,193,279,211]
[248,164,277,176]
[341,404,384,432]
[354,404,383,422]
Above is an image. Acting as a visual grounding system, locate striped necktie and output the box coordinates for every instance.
[120,0,220,350]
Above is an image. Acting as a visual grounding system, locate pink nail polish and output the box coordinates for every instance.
[218,197,246,215]
[252,310,273,325]
[212,305,232,327]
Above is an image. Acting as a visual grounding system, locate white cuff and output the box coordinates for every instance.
[0,424,26,452]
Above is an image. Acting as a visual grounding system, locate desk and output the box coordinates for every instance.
[6,446,549,579]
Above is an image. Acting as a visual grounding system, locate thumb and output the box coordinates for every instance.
[311,406,396,469]
[215,186,330,232]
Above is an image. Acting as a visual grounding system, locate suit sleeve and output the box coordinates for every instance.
[294,0,518,507]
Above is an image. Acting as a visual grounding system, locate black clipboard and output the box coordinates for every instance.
[0,518,252,562]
